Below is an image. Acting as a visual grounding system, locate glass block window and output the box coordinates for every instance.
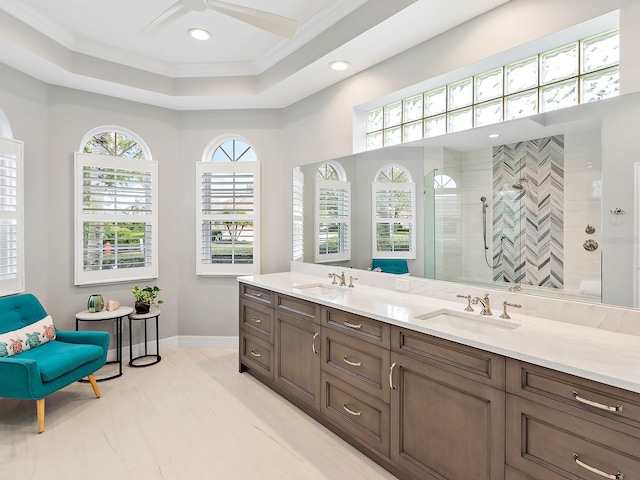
[365,29,619,150]
[372,165,415,259]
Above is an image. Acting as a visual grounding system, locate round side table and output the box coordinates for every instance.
[128,307,161,367]
[75,306,133,382]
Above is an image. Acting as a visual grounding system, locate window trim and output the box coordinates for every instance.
[195,159,260,277]
[0,137,24,296]
[371,180,416,259]
[74,152,159,286]
[314,177,351,263]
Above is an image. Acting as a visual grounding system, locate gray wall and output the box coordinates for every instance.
[1,0,639,338]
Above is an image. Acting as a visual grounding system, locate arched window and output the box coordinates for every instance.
[372,164,416,258]
[433,173,461,251]
[197,136,260,276]
[74,127,157,285]
[315,161,350,262]
[0,113,24,295]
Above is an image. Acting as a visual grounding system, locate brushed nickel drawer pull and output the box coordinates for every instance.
[253,292,263,297]
[343,356,362,367]
[312,332,319,354]
[573,391,623,412]
[250,350,262,358]
[389,362,397,390]
[250,317,262,323]
[343,404,362,416]
[343,320,362,329]
[573,453,624,479]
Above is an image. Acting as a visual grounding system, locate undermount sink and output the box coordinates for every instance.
[292,283,351,299]
[415,309,520,335]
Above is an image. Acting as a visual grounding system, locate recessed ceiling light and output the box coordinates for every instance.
[329,61,350,71]
[188,28,211,41]
[488,133,501,138]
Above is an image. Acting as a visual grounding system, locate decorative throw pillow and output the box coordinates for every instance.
[0,315,56,358]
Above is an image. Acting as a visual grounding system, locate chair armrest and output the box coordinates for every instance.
[0,357,42,399]
[56,330,110,350]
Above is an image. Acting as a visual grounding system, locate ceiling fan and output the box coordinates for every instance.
[138,0,298,39]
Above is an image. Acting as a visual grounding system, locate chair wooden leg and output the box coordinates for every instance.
[36,398,45,433]
[87,373,101,398]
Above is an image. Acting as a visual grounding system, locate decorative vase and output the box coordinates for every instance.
[135,301,150,314]
[88,294,104,313]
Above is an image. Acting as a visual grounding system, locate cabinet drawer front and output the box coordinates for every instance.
[322,328,391,402]
[240,283,274,306]
[323,307,390,347]
[276,293,320,323]
[321,371,390,456]
[392,326,505,389]
[241,300,274,344]
[240,331,274,380]
[507,394,640,480]
[507,359,640,431]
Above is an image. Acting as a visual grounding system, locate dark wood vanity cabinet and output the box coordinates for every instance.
[238,282,640,480]
[390,327,506,480]
[505,359,640,480]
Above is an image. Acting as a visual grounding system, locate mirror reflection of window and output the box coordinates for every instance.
[315,162,350,263]
[372,164,416,259]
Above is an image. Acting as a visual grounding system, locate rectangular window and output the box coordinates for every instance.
[74,153,158,285]
[196,161,260,276]
[0,138,24,296]
[372,182,416,259]
[315,178,350,263]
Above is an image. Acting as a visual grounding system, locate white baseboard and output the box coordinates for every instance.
[106,336,238,362]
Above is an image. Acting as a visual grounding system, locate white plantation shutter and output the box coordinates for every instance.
[292,167,304,262]
[0,138,24,296]
[372,182,416,258]
[315,178,350,263]
[74,153,158,285]
[196,161,260,276]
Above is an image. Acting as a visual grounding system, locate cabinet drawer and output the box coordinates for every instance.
[323,307,390,348]
[276,293,321,323]
[321,328,391,402]
[240,299,274,344]
[240,283,274,307]
[240,331,274,380]
[507,359,640,431]
[391,326,505,389]
[321,371,390,457]
[507,394,640,480]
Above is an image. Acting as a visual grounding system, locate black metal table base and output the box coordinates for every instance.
[129,313,161,368]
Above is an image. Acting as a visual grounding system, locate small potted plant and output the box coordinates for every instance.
[132,285,163,314]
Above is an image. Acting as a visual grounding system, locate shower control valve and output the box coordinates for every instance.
[456,294,474,312]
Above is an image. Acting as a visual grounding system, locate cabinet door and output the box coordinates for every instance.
[390,352,505,480]
[274,311,321,410]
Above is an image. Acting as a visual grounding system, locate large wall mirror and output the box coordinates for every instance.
[292,92,640,310]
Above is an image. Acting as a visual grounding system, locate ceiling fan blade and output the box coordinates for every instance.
[137,1,189,36]
[207,0,297,39]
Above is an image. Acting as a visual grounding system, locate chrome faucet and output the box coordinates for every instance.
[328,272,346,286]
[471,293,492,315]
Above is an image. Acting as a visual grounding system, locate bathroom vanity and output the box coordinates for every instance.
[238,271,640,480]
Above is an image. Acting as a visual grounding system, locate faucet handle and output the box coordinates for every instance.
[348,276,358,288]
[499,301,522,319]
[328,272,338,284]
[456,294,474,312]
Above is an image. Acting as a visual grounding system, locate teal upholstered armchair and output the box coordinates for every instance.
[0,293,110,432]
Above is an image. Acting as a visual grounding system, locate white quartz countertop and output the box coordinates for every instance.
[239,272,640,394]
